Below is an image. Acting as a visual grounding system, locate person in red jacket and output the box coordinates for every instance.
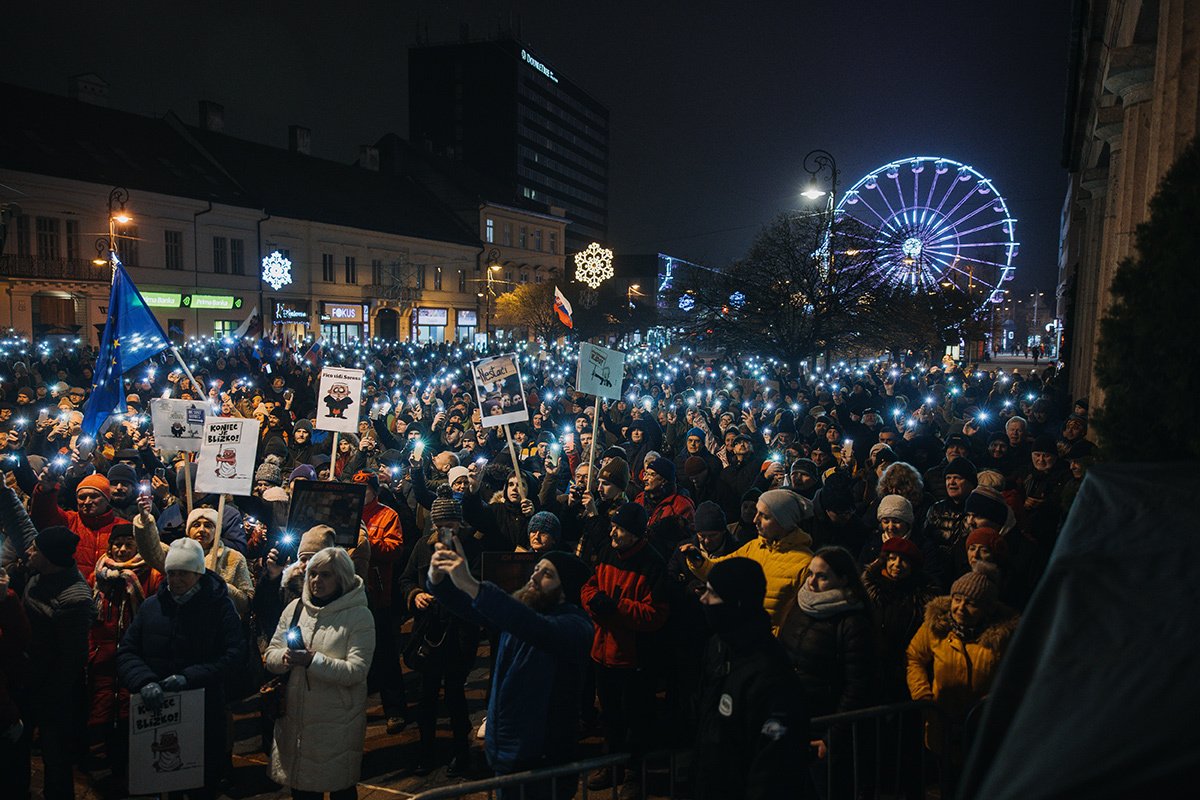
[31,470,118,584]
[579,502,670,795]
[635,457,696,559]
[353,470,408,734]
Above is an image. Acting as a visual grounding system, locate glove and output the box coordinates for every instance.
[588,591,618,616]
[161,674,187,692]
[140,682,164,711]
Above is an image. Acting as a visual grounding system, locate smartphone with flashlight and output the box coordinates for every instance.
[285,626,305,649]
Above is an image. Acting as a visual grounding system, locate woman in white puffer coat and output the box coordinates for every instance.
[266,547,376,800]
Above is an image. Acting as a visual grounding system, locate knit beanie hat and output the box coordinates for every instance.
[164,538,206,574]
[542,551,592,607]
[685,427,706,441]
[943,457,978,485]
[297,525,336,557]
[288,464,316,482]
[430,483,464,526]
[598,458,630,492]
[759,488,812,530]
[645,457,676,483]
[876,494,915,525]
[34,525,79,568]
[951,562,1000,607]
[881,535,923,569]
[1031,434,1057,455]
[294,419,314,433]
[352,470,380,491]
[817,479,855,513]
[255,461,283,486]
[611,502,648,538]
[76,473,112,501]
[186,507,220,534]
[106,463,139,487]
[965,527,1007,560]
[528,511,562,540]
[741,487,763,504]
[109,522,135,542]
[447,465,470,486]
[707,557,767,611]
[965,487,1008,524]
[684,456,709,478]
[694,501,727,533]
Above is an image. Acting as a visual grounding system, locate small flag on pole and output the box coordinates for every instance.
[554,286,574,329]
[303,339,324,366]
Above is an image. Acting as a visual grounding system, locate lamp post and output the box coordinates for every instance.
[801,150,838,277]
[627,283,641,309]
[483,247,501,347]
[105,187,131,278]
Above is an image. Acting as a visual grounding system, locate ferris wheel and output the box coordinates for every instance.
[834,156,1017,306]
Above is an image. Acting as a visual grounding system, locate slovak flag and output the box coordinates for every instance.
[554,285,574,329]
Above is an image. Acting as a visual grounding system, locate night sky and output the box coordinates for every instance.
[4,1,1071,296]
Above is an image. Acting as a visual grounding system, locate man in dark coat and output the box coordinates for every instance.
[117,538,244,797]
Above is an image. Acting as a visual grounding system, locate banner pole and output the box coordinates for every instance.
[169,345,207,401]
[329,432,340,480]
[181,451,194,515]
[503,423,526,501]
[586,395,601,491]
[214,493,226,561]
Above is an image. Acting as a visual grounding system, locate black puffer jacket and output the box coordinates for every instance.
[924,497,969,558]
[778,602,877,717]
[861,560,940,699]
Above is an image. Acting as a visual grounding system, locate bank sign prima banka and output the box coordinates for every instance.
[521,49,558,83]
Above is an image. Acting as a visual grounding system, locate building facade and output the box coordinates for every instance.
[409,37,610,254]
[1057,0,1200,403]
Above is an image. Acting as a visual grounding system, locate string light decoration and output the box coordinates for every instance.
[261,250,293,291]
[573,242,614,289]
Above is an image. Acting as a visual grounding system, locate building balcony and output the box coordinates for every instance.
[0,254,109,283]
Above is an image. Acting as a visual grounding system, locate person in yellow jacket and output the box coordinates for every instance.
[680,488,814,634]
[906,563,1018,768]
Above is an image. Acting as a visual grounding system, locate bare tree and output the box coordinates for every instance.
[494,281,560,342]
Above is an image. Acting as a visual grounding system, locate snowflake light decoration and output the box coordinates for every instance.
[261,250,293,291]
[678,293,695,311]
[729,291,746,309]
[573,242,614,289]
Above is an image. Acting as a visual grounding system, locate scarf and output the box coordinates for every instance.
[950,619,981,642]
[171,581,202,606]
[796,586,862,619]
[94,553,150,604]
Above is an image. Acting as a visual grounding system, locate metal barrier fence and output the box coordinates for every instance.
[409,701,952,800]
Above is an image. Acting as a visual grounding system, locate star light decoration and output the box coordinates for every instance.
[573,242,614,289]
[261,250,293,291]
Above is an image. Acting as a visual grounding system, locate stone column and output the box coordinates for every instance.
[1147,0,1200,189]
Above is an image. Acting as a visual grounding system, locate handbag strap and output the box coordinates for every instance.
[289,600,303,629]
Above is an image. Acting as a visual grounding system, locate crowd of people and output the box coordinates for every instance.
[0,333,1094,800]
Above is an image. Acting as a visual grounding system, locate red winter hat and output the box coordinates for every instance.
[76,473,112,501]
[966,527,1007,560]
[880,536,923,569]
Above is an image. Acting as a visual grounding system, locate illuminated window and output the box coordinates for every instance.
[485,218,494,243]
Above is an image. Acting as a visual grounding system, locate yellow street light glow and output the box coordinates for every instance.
[113,212,132,224]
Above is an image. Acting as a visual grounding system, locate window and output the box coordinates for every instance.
[535,273,544,284]
[521,272,529,284]
[417,265,426,289]
[120,225,139,265]
[36,217,60,259]
[230,239,245,275]
[485,218,494,243]
[533,229,543,252]
[322,253,335,282]
[519,226,528,248]
[212,236,228,274]
[502,223,513,246]
[458,269,466,293]
[372,258,383,285]
[344,256,357,284]
[505,270,514,283]
[214,320,237,337]
[15,215,30,256]
[434,267,442,291]
[549,232,558,254]
[65,220,80,261]
[164,230,183,270]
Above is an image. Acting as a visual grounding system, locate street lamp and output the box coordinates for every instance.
[105,187,131,276]
[801,150,838,276]
[483,247,502,345]
[627,283,641,309]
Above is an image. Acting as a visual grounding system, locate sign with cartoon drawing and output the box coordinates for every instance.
[128,688,205,793]
[576,343,625,400]
[150,398,208,452]
[315,366,365,434]
[470,353,529,428]
[194,417,260,496]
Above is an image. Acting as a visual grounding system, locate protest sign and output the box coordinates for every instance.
[315,367,365,434]
[128,688,205,794]
[576,343,625,400]
[288,481,367,548]
[470,353,529,428]
[481,551,541,593]
[150,398,207,452]
[194,417,260,496]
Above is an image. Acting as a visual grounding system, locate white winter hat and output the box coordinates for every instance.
[876,494,915,525]
[164,538,206,574]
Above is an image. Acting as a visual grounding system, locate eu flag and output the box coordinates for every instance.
[81,261,172,440]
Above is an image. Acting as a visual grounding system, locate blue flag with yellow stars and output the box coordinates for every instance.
[80,261,172,440]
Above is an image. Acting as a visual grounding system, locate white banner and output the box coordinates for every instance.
[315,367,365,434]
[150,399,207,452]
[471,353,529,428]
[194,417,260,496]
[128,688,205,794]
[576,343,625,400]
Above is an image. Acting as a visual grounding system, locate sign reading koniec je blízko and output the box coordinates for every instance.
[194,417,260,496]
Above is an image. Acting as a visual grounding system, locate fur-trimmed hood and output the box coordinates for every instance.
[923,595,1019,650]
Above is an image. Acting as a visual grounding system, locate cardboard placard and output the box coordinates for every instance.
[470,353,529,428]
[316,367,365,434]
[128,688,205,794]
[576,343,625,400]
[194,417,260,496]
[288,480,367,548]
[150,398,208,452]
